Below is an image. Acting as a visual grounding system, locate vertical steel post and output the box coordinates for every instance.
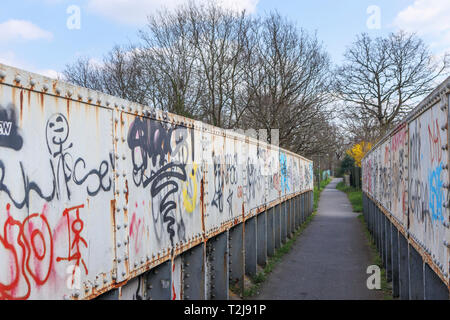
[257,211,267,267]
[408,245,424,300]
[207,231,229,300]
[391,225,400,297]
[182,243,206,300]
[399,235,410,300]
[267,207,275,257]
[385,218,392,282]
[229,223,244,295]
[424,263,450,300]
[146,260,172,300]
[245,217,257,277]
[274,204,281,249]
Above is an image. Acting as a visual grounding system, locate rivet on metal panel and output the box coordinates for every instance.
[30,79,36,87]
[117,242,121,247]
[0,70,5,78]
[43,84,49,91]
[122,272,126,277]
[14,75,21,83]
[442,144,448,151]
[55,88,61,95]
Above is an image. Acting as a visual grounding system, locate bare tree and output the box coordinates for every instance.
[241,12,334,151]
[62,3,339,159]
[335,31,449,139]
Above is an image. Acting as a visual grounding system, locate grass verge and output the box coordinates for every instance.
[357,214,393,300]
[336,181,363,212]
[241,177,332,298]
[336,181,392,300]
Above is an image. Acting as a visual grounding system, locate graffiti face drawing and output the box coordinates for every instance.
[46,113,70,156]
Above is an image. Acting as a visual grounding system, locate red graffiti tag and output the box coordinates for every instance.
[0,204,53,300]
[56,205,88,276]
[428,119,442,164]
[129,211,144,255]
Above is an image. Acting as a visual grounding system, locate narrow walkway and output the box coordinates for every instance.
[255,178,384,300]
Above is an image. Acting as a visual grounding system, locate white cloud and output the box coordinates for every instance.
[0,51,61,79]
[87,0,259,25]
[0,19,53,42]
[394,0,450,53]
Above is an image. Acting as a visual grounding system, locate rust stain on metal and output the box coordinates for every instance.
[40,92,44,112]
[19,89,23,124]
[66,99,70,119]
[200,174,205,233]
[125,180,129,204]
[27,90,31,112]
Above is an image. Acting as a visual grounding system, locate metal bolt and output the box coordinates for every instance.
[43,84,49,91]
[14,75,21,83]
[30,79,36,86]
[0,70,5,78]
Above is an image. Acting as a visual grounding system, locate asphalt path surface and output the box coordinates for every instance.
[255,178,384,300]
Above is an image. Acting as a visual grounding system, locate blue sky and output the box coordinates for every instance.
[0,0,449,78]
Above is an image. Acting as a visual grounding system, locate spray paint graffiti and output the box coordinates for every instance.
[127,117,194,245]
[0,204,53,300]
[428,163,444,223]
[0,104,23,151]
[56,204,88,276]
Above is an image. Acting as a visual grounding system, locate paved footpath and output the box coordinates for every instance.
[255,178,384,300]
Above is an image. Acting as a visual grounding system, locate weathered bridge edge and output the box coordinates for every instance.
[0,63,314,300]
[362,76,450,299]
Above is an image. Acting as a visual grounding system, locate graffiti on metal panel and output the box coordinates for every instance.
[211,151,224,213]
[55,204,88,276]
[0,104,23,151]
[127,117,196,245]
[0,203,53,300]
[0,111,112,210]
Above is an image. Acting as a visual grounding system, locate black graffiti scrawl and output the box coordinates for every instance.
[0,103,23,150]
